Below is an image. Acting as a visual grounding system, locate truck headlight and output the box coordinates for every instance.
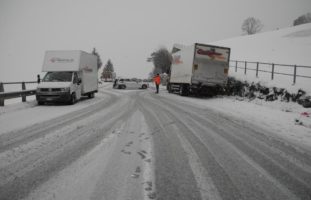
[60,87,70,92]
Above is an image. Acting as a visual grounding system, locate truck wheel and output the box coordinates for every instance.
[38,101,44,105]
[167,84,172,93]
[180,84,189,96]
[69,93,76,105]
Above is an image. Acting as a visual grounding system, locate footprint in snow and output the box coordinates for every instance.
[121,149,131,155]
[125,141,133,147]
[137,151,146,159]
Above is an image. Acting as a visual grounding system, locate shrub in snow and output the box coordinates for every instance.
[225,77,311,108]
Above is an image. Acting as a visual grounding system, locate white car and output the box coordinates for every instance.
[113,78,149,89]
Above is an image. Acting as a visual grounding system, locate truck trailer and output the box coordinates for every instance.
[168,43,230,96]
[36,50,98,105]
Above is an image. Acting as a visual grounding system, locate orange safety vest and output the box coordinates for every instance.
[153,75,161,85]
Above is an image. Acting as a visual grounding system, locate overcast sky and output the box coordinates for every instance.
[0,0,310,81]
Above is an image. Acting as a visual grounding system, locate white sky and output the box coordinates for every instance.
[0,0,311,81]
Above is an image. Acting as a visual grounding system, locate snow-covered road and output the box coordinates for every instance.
[0,84,311,200]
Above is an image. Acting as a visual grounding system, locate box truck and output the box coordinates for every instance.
[168,43,230,96]
[36,50,98,105]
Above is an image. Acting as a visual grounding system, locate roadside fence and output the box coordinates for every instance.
[0,81,37,106]
[230,60,311,85]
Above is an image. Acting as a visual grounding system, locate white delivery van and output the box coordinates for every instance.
[36,50,98,105]
[168,43,230,96]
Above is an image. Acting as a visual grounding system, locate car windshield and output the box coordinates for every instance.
[42,72,73,82]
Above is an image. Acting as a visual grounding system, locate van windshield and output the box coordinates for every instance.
[42,72,73,82]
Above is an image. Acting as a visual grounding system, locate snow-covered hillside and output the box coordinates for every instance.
[212,23,311,94]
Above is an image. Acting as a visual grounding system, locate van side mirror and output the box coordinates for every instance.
[78,78,82,84]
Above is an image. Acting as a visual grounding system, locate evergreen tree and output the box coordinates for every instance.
[101,59,115,81]
[293,13,311,26]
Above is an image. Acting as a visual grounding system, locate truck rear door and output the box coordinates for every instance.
[192,44,230,86]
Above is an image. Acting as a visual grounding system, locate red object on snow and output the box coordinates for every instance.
[301,112,310,117]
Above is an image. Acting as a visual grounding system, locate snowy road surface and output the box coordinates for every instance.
[0,84,311,200]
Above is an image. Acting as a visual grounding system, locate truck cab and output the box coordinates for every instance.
[36,71,81,105]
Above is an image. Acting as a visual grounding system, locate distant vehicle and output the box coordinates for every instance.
[113,78,149,89]
[36,50,98,105]
[167,43,231,96]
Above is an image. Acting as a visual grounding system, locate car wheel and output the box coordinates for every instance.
[142,84,147,89]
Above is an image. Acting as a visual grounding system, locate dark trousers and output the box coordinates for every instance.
[156,84,159,93]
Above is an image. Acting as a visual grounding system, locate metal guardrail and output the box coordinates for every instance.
[0,81,37,106]
[230,60,311,84]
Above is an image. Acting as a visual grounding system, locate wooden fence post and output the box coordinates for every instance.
[0,82,4,106]
[256,62,259,77]
[271,63,275,80]
[293,65,297,84]
[244,61,247,75]
[22,82,26,102]
[235,61,237,72]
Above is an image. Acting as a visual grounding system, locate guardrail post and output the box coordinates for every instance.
[235,61,237,72]
[271,63,275,80]
[0,82,4,106]
[244,61,247,75]
[256,62,259,77]
[293,65,297,84]
[22,82,26,102]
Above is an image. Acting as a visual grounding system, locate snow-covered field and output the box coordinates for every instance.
[213,23,311,94]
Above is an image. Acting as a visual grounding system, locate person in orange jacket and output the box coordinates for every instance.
[153,74,161,93]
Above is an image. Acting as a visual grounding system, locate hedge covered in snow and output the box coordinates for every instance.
[225,77,311,108]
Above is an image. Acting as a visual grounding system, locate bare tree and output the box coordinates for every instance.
[92,48,103,69]
[241,17,263,35]
[293,12,311,26]
[148,47,172,76]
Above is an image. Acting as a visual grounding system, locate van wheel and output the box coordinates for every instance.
[69,93,76,105]
[88,93,94,98]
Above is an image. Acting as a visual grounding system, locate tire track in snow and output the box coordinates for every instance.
[147,92,311,199]
[138,93,207,200]
[0,91,136,200]
[0,91,116,153]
